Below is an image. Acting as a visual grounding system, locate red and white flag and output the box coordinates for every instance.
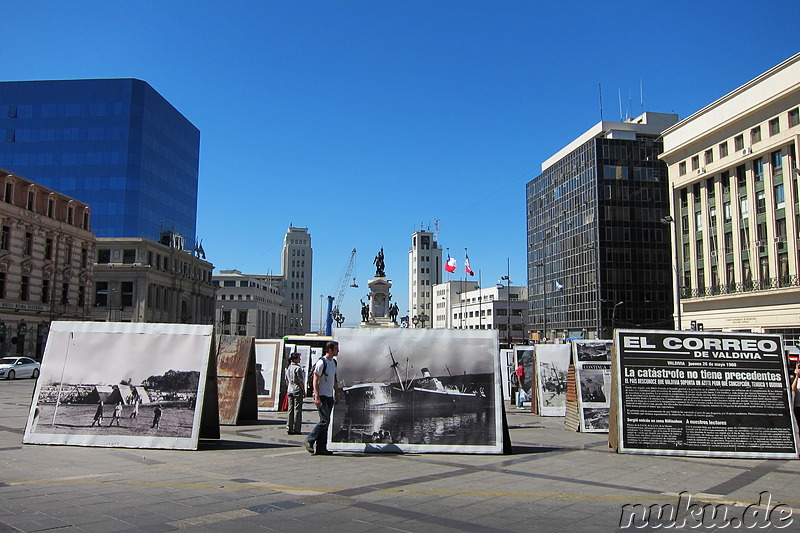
[465,253,474,276]
[444,254,456,273]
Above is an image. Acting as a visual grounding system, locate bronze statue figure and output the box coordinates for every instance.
[373,247,386,278]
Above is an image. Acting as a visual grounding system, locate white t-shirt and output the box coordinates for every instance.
[313,356,337,397]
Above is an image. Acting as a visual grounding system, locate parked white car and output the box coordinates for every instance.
[0,357,40,380]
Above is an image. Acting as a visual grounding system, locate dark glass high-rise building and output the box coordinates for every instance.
[526,112,679,339]
[0,79,199,246]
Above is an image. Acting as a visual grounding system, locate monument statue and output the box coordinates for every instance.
[373,247,386,278]
[389,302,399,323]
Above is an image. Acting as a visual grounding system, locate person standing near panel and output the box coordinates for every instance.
[304,341,340,455]
[285,352,305,434]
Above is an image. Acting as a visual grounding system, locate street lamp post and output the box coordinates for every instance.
[660,215,682,330]
[612,301,624,333]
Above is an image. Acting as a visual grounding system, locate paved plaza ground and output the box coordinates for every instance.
[1,378,798,532]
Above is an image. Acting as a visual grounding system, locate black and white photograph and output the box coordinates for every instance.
[573,340,612,433]
[328,328,503,454]
[534,344,570,416]
[255,339,283,411]
[514,346,534,408]
[23,321,214,450]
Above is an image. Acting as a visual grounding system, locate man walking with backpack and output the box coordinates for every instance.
[285,352,305,434]
[305,341,340,455]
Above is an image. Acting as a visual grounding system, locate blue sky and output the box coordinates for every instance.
[4,2,799,330]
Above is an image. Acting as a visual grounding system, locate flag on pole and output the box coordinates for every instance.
[445,253,456,273]
[465,253,474,276]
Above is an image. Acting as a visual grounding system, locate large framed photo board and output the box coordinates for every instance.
[573,340,613,433]
[534,344,570,416]
[23,321,215,450]
[613,329,798,459]
[255,339,284,411]
[328,328,503,454]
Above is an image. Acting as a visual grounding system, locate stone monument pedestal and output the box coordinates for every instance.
[360,277,399,328]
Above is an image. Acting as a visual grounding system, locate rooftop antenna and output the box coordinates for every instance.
[628,89,632,121]
[434,218,440,241]
[640,79,644,114]
[598,83,603,121]
[618,88,623,122]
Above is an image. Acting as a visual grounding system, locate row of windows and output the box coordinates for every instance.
[678,108,799,176]
[3,127,124,142]
[97,248,212,282]
[0,272,85,306]
[1,102,125,118]
[2,179,90,229]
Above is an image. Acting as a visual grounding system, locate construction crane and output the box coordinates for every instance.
[325,248,358,335]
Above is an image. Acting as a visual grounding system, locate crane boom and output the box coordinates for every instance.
[325,248,357,335]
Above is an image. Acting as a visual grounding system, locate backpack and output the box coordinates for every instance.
[318,356,336,378]
[510,370,519,387]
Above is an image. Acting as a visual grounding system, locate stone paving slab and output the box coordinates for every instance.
[1,379,799,532]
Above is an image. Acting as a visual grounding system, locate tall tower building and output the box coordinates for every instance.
[408,229,443,328]
[281,226,312,334]
[527,112,678,339]
[0,79,200,246]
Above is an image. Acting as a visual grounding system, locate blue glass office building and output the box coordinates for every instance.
[0,79,199,246]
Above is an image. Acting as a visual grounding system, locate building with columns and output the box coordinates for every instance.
[90,234,215,325]
[0,168,95,360]
[660,53,800,343]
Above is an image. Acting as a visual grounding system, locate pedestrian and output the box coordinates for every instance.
[285,352,305,434]
[305,341,339,455]
[516,361,526,408]
[91,401,104,426]
[152,404,162,428]
[129,399,139,419]
[109,402,123,426]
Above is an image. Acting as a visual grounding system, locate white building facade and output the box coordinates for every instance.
[433,281,528,345]
[213,270,287,338]
[408,229,443,328]
[660,53,800,343]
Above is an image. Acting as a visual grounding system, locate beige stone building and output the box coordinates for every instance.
[90,234,215,325]
[0,168,95,360]
[213,270,287,338]
[660,53,800,343]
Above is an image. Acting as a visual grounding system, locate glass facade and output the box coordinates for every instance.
[526,136,674,339]
[0,79,199,246]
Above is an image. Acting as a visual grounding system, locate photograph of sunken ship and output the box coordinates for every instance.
[32,370,200,438]
[332,340,498,448]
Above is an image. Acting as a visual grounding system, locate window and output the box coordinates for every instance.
[122,249,135,264]
[734,135,744,151]
[45,238,53,260]
[707,177,716,198]
[47,198,54,217]
[736,165,747,188]
[691,155,700,171]
[21,276,30,301]
[41,279,50,304]
[790,108,800,128]
[740,197,749,218]
[756,191,766,214]
[753,159,764,182]
[61,282,69,305]
[95,282,108,306]
[679,162,687,176]
[0,272,5,298]
[704,149,713,165]
[695,212,704,231]
[709,206,717,228]
[769,117,780,136]
[78,284,85,307]
[775,184,785,208]
[771,151,783,179]
[719,142,729,158]
[723,201,732,222]
[4,182,12,203]
[24,232,33,256]
[121,282,134,307]
[97,249,111,263]
[26,190,34,211]
[0,225,9,251]
[750,126,761,144]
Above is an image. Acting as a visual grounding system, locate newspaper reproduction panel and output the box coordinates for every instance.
[328,328,503,454]
[573,340,613,433]
[23,321,214,450]
[614,329,798,459]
